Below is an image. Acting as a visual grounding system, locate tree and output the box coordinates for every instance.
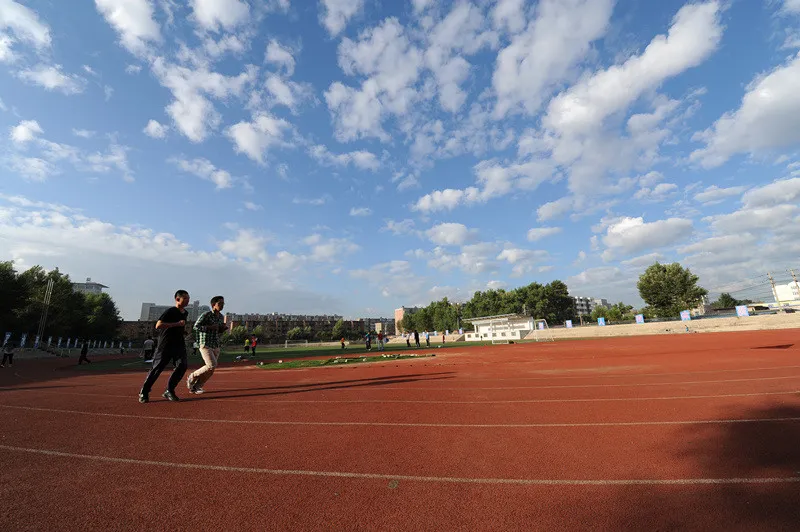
[252,325,264,340]
[332,319,346,339]
[0,261,25,332]
[399,313,415,333]
[637,262,708,318]
[711,293,739,309]
[591,305,609,322]
[84,293,122,339]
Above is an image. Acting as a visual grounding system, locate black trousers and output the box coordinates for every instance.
[78,352,90,364]
[1,353,12,365]
[140,349,187,395]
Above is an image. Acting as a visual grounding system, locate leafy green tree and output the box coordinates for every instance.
[399,313,415,333]
[286,327,303,340]
[637,262,708,318]
[252,325,264,340]
[0,261,25,332]
[591,305,609,321]
[85,293,122,339]
[711,293,739,309]
[332,318,346,339]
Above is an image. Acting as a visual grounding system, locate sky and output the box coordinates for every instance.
[1,0,800,321]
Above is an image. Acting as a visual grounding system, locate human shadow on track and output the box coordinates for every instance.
[214,372,456,394]
[751,344,794,350]
[607,402,800,530]
[0,384,90,393]
[191,374,456,401]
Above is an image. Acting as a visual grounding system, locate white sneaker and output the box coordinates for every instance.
[192,387,205,394]
[186,376,194,391]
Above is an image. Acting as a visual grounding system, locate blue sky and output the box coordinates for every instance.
[1,0,800,320]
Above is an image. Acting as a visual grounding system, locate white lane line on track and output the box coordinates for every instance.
[1,444,798,486]
[3,404,800,428]
[3,388,800,403]
[56,364,800,384]
[60,374,800,391]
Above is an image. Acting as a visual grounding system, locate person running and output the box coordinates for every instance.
[341,337,346,349]
[413,330,420,348]
[365,332,372,351]
[139,290,190,403]
[425,331,430,347]
[377,331,384,351]
[1,341,14,367]
[250,336,258,358]
[78,340,91,365]
[406,334,411,347]
[186,296,226,395]
[143,337,154,362]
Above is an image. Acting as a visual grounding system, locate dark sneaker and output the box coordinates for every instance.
[162,390,180,402]
[138,392,149,403]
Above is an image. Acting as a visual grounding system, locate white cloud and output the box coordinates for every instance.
[191,0,250,31]
[537,196,574,222]
[493,0,615,118]
[152,58,257,142]
[265,39,295,75]
[492,0,526,34]
[349,207,372,217]
[125,64,142,74]
[308,144,379,171]
[226,112,292,164]
[691,53,800,167]
[17,64,85,94]
[704,204,798,234]
[320,0,365,36]
[10,119,42,143]
[693,185,747,205]
[414,159,553,212]
[633,182,678,202]
[678,233,759,255]
[350,260,427,299]
[171,157,234,189]
[305,234,359,262]
[143,119,168,139]
[527,226,561,241]
[94,0,161,55]
[82,65,98,76]
[84,144,134,182]
[602,216,694,257]
[427,242,500,275]
[544,2,722,136]
[262,74,314,112]
[741,177,800,208]
[72,129,95,139]
[243,201,262,211]
[382,219,415,235]
[8,156,55,181]
[425,223,477,246]
[785,0,800,14]
[0,0,52,58]
[497,247,549,276]
[620,252,663,268]
[293,196,327,206]
[327,18,422,141]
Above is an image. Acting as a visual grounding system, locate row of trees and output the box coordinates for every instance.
[222,319,368,345]
[1,262,122,341]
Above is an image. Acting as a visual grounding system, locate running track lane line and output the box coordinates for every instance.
[3,404,800,428]
[1,444,798,486]
[54,374,800,391]
[5,388,800,403]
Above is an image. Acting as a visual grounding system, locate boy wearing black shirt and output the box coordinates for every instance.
[139,290,191,403]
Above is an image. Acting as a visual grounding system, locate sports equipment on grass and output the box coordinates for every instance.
[532,319,555,342]
[284,339,309,348]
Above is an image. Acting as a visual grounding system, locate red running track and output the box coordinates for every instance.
[2,329,800,530]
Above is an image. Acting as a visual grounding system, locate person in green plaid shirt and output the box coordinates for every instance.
[186,296,227,394]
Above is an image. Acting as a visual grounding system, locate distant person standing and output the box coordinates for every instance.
[442,332,446,344]
[250,336,258,358]
[139,290,190,403]
[425,331,430,347]
[377,331,384,351]
[186,296,226,395]
[413,330,420,348]
[78,341,91,365]
[341,337,346,349]
[365,332,372,351]
[1,341,14,367]
[143,337,154,362]
[406,334,411,348]
[244,338,250,355]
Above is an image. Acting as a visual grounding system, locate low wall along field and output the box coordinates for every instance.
[525,313,800,340]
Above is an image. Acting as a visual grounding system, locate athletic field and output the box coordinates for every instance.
[2,329,799,529]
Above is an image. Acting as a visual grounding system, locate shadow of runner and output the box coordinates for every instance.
[215,371,456,394]
[193,374,456,401]
[606,402,800,530]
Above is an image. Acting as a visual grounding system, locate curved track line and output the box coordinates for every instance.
[1,444,797,486]
[3,404,800,428]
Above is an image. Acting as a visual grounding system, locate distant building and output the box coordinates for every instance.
[140,300,210,322]
[572,296,608,316]
[465,314,534,342]
[73,278,108,295]
[394,306,421,334]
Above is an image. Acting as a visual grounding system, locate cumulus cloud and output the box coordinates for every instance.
[633,182,678,202]
[226,112,293,164]
[693,185,747,205]
[349,207,372,217]
[10,119,43,143]
[17,64,85,94]
[527,226,562,241]
[171,157,234,189]
[191,0,250,32]
[425,222,477,246]
[143,119,168,138]
[691,53,800,167]
[601,216,694,258]
[265,39,295,75]
[320,0,365,36]
[95,0,161,55]
[308,144,380,171]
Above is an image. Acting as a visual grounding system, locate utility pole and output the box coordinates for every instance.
[767,272,781,310]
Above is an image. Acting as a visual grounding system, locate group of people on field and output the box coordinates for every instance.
[243,336,258,357]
